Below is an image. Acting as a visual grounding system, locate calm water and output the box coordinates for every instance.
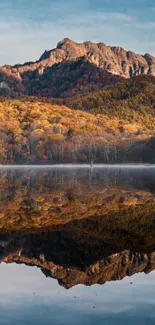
[0,166,155,324]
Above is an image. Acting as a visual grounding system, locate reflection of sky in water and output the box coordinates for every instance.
[0,264,155,324]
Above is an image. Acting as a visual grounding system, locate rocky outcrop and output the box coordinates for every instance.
[37,38,155,78]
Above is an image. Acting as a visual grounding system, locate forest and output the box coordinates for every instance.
[0,75,155,164]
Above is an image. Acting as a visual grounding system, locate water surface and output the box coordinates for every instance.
[0,166,155,324]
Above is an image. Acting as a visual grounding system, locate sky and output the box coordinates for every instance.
[0,263,155,324]
[0,0,155,65]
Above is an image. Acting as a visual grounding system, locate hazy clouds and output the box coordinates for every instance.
[0,0,155,65]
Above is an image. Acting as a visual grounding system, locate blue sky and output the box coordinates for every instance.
[0,0,155,65]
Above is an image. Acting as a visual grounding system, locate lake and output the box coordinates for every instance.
[0,166,155,324]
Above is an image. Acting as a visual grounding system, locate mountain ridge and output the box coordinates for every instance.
[0,38,155,98]
[4,38,155,78]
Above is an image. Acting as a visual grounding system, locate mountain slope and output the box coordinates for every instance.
[22,57,124,98]
[0,57,123,98]
[65,75,155,123]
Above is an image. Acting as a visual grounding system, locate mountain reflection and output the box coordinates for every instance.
[0,167,155,288]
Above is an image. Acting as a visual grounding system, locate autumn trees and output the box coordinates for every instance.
[0,96,155,164]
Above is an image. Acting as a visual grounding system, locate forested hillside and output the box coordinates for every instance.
[65,75,155,122]
[0,94,155,164]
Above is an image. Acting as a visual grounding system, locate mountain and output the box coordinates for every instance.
[38,38,155,78]
[12,38,155,78]
[1,38,155,98]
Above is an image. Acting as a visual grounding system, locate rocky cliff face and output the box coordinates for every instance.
[38,38,155,78]
[5,38,155,78]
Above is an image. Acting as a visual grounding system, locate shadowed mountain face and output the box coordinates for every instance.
[24,58,123,98]
[1,167,155,288]
[0,58,123,98]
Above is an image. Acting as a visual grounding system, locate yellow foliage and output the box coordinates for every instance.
[48,134,65,141]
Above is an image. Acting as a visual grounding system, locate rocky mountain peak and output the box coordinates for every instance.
[56,37,76,49]
[36,39,155,78]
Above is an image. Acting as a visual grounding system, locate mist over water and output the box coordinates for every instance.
[1,163,155,168]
